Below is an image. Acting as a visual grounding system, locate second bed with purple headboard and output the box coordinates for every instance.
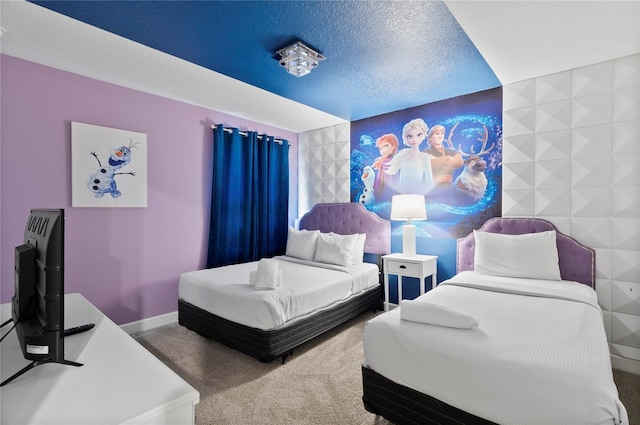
[362,217,627,425]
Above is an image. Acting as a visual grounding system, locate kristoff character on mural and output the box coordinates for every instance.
[371,133,399,201]
[385,118,435,195]
[424,124,464,190]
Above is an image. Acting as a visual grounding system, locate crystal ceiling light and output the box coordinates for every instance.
[276,41,325,77]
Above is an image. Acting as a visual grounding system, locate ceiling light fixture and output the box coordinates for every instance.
[276,41,325,77]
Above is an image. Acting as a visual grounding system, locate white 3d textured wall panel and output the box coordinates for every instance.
[297,123,351,217]
[503,54,640,366]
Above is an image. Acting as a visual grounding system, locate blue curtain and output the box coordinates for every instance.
[207,126,290,268]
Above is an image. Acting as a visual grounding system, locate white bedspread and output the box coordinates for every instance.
[363,271,628,425]
[179,256,379,330]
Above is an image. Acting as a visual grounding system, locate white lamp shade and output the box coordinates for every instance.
[390,194,427,221]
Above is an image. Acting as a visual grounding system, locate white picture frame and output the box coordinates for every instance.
[72,122,147,208]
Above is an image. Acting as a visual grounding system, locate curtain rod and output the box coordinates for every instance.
[211,124,292,146]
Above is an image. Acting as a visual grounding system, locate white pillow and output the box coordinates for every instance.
[286,227,319,261]
[329,232,366,264]
[473,230,561,280]
[314,233,353,266]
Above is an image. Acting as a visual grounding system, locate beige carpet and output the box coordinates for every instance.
[135,311,391,425]
[135,312,639,425]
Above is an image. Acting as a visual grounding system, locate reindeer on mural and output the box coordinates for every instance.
[453,125,495,204]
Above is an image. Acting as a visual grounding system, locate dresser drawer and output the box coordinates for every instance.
[386,260,420,276]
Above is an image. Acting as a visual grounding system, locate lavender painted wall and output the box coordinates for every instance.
[0,55,298,325]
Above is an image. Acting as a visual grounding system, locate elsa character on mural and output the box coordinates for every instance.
[385,118,435,194]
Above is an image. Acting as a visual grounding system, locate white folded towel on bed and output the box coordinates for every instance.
[400,299,479,329]
[249,259,282,290]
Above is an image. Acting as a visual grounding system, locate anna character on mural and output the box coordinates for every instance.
[385,118,435,194]
[424,124,464,188]
[371,133,399,201]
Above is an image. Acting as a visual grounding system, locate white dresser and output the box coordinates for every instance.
[1,293,199,424]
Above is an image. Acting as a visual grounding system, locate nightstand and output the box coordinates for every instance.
[382,253,438,311]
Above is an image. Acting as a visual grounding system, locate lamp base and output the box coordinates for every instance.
[402,224,417,256]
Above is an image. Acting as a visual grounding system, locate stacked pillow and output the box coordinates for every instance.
[285,227,366,267]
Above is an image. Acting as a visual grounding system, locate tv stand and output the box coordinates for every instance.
[0,357,82,387]
[1,321,95,386]
[1,293,199,424]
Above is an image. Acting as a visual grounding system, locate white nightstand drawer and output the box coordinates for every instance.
[386,261,420,276]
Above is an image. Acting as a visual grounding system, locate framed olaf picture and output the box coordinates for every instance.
[71,122,148,207]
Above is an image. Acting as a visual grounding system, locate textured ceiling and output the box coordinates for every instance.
[2,1,638,133]
[26,0,501,122]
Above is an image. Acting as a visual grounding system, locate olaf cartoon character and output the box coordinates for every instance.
[87,139,138,198]
[359,166,376,206]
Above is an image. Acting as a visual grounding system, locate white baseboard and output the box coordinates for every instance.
[611,354,640,375]
[120,310,178,335]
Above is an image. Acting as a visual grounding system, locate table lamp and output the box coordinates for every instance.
[390,194,427,256]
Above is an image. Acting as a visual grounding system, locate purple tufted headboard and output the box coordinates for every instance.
[457,217,596,288]
[298,203,391,255]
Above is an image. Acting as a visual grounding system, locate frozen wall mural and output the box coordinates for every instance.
[351,87,502,283]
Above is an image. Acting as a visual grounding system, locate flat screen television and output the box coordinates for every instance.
[1,208,81,386]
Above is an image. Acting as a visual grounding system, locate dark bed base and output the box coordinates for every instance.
[362,365,497,425]
[179,285,382,363]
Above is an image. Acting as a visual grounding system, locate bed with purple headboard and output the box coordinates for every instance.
[178,202,390,363]
[362,217,628,425]
[456,217,595,287]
